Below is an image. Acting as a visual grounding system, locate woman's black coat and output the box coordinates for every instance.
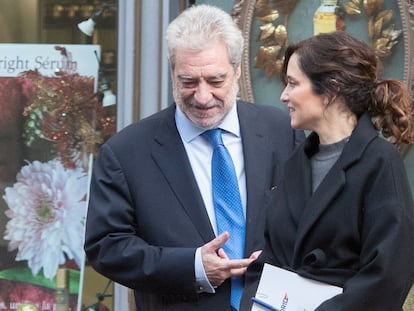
[242,114,414,311]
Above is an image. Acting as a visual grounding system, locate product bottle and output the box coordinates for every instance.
[313,0,338,35]
[56,268,70,311]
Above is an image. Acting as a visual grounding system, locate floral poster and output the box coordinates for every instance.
[0,44,116,311]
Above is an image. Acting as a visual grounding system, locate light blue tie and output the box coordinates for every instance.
[202,128,245,310]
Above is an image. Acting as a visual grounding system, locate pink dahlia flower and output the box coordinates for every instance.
[3,159,88,279]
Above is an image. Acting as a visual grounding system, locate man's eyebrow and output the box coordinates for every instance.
[177,74,196,80]
[177,73,228,80]
[208,73,227,79]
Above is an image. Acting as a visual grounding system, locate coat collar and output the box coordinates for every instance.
[291,113,379,261]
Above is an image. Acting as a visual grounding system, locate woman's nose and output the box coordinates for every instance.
[280,87,288,103]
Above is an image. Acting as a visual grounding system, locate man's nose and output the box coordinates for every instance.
[194,82,213,104]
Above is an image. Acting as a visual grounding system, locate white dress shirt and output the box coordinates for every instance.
[175,103,247,293]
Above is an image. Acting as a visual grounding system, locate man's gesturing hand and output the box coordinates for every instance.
[200,232,262,287]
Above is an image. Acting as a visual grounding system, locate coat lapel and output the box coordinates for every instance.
[284,149,313,228]
[150,106,215,243]
[292,168,346,261]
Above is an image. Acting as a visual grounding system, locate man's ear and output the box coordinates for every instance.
[235,64,241,79]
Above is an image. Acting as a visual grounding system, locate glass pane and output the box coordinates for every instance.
[0,1,117,310]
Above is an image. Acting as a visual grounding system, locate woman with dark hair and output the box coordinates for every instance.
[242,31,414,310]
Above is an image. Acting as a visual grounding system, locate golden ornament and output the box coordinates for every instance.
[254,0,402,77]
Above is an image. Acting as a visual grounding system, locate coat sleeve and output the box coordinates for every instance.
[84,143,198,294]
[317,147,414,310]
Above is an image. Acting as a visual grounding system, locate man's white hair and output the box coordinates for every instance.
[166,4,244,69]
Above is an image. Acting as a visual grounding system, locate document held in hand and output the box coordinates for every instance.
[251,263,342,311]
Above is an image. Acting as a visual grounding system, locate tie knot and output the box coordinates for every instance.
[202,129,223,148]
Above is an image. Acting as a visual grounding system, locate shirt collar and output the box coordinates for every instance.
[175,102,240,143]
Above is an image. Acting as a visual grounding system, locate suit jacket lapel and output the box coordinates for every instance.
[150,105,215,243]
[238,102,271,254]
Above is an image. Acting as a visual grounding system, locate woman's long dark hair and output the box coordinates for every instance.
[280,31,414,145]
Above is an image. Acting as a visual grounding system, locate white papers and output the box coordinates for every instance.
[251,263,342,311]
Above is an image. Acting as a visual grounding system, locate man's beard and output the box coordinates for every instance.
[172,81,239,129]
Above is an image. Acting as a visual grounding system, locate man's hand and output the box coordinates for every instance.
[200,232,262,286]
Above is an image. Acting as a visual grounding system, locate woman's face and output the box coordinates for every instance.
[280,53,325,131]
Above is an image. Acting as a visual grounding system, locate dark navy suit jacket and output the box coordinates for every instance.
[84,101,303,311]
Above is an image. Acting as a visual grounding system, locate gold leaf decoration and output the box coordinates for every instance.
[376,9,393,24]
[255,45,282,69]
[265,59,284,77]
[374,37,394,57]
[253,0,298,77]
[368,17,375,38]
[256,8,280,22]
[258,23,276,40]
[358,0,402,58]
[373,17,384,36]
[343,2,361,14]
[254,0,402,78]
[274,24,288,45]
[363,0,384,16]
[382,24,402,41]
